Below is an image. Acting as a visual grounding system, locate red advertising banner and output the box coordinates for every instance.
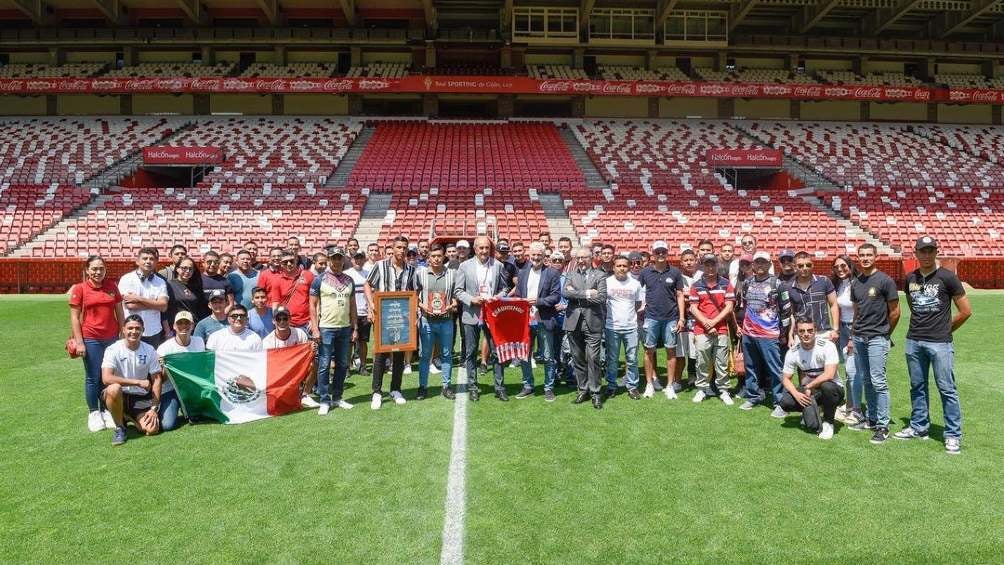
[0,75,1001,104]
[706,148,783,169]
[143,146,224,165]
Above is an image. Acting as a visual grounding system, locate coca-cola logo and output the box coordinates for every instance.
[62,79,90,92]
[732,85,760,97]
[323,79,355,92]
[601,82,632,95]
[126,79,158,91]
[794,86,823,98]
[853,87,883,99]
[667,83,697,96]
[913,89,931,101]
[190,78,219,91]
[358,79,391,90]
[254,79,287,92]
[972,90,997,103]
[538,80,572,93]
[0,80,24,92]
[762,85,791,96]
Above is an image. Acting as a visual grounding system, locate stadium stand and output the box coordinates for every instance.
[240,63,337,78]
[527,65,589,80]
[0,63,106,78]
[345,63,409,78]
[345,121,574,243]
[814,70,924,86]
[1,184,93,255]
[934,74,990,88]
[569,120,870,257]
[694,67,816,84]
[597,66,690,81]
[102,62,235,78]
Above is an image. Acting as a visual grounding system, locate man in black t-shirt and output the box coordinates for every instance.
[201,250,234,310]
[847,243,900,444]
[893,236,972,455]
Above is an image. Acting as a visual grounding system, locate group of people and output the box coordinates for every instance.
[69,231,971,453]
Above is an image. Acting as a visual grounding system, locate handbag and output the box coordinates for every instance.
[729,326,745,377]
[67,283,84,359]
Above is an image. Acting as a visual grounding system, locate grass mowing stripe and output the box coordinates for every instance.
[440,368,468,565]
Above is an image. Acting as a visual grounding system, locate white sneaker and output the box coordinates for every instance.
[403,365,413,375]
[335,399,354,410]
[770,406,788,419]
[101,410,116,429]
[458,367,467,380]
[371,392,382,410]
[719,391,734,406]
[692,390,707,403]
[351,357,362,372]
[87,410,104,432]
[318,403,330,416]
[643,382,655,398]
[652,379,664,391]
[664,387,677,400]
[300,395,320,409]
[430,364,441,374]
[819,422,834,440]
[531,359,537,369]
[390,390,407,405]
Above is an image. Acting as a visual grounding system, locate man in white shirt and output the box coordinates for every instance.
[345,250,371,374]
[118,246,169,347]
[102,315,163,446]
[263,306,312,349]
[206,304,263,352]
[156,311,205,431]
[777,318,844,440]
[606,256,644,399]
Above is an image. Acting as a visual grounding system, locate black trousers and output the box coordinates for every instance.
[779,380,845,430]
[372,351,405,394]
[568,324,602,394]
[462,323,504,390]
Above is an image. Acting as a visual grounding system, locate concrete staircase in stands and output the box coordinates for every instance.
[327,124,375,188]
[558,124,608,189]
[538,193,581,247]
[351,193,394,245]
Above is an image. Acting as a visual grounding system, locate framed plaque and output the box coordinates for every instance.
[373,291,418,354]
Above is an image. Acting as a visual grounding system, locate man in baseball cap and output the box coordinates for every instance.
[778,249,796,283]
[652,240,669,252]
[194,289,229,343]
[156,309,206,431]
[456,239,471,262]
[688,251,735,406]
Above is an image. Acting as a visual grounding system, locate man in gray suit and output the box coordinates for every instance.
[564,246,608,409]
[454,236,512,401]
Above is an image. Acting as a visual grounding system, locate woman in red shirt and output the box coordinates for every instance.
[69,255,125,432]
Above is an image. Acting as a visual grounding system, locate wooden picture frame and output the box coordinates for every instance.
[372,291,418,354]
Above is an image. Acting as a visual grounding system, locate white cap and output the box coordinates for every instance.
[456,240,470,248]
[651,240,669,251]
[753,251,771,262]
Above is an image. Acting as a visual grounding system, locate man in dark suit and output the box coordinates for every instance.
[563,246,608,408]
[513,242,562,401]
[454,236,512,401]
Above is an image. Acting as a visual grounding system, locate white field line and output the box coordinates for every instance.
[440,368,468,565]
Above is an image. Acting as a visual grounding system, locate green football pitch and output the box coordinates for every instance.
[2,293,1002,564]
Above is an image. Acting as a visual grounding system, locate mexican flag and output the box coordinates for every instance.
[162,343,314,424]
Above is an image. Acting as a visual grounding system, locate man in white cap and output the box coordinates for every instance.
[688,254,735,406]
[738,251,790,413]
[156,310,205,431]
[637,240,686,399]
[895,236,971,454]
[456,240,471,263]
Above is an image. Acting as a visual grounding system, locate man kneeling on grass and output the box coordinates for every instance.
[777,318,844,440]
[102,315,163,446]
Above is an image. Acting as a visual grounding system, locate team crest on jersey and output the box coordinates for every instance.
[868,287,877,297]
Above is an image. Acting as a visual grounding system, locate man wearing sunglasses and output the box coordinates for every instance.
[206,304,264,352]
[201,250,235,311]
[269,251,315,332]
[785,251,839,347]
[730,235,772,283]
[777,318,843,440]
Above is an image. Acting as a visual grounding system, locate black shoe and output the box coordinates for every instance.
[442,388,456,400]
[870,427,890,444]
[592,394,603,409]
[496,388,509,402]
[544,389,556,402]
[415,387,428,400]
[573,391,590,404]
[604,387,617,400]
[515,387,533,399]
[469,386,480,402]
[628,388,641,400]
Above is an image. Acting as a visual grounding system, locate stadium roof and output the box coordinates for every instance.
[1,0,1002,42]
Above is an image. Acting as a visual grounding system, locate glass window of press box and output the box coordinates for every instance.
[664,11,728,43]
[589,9,655,40]
[513,7,578,39]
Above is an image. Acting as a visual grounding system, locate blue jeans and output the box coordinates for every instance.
[159,388,181,431]
[317,326,352,403]
[420,317,455,388]
[854,335,891,428]
[522,324,560,391]
[83,338,116,412]
[905,339,962,439]
[605,328,640,392]
[742,335,783,405]
[838,321,861,409]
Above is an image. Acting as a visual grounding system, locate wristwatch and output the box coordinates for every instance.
[150,405,160,412]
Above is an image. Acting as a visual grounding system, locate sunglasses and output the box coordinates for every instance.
[281,259,296,264]
[631,261,644,266]
[229,314,247,320]
[205,260,220,265]
[796,263,813,268]
[275,316,290,322]
[741,241,754,246]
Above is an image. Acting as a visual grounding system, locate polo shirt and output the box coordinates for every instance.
[638,264,684,321]
[905,268,965,343]
[117,270,168,337]
[850,270,899,339]
[414,267,455,321]
[786,275,836,333]
[309,270,355,329]
[69,279,122,340]
[268,268,314,327]
[688,276,735,335]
